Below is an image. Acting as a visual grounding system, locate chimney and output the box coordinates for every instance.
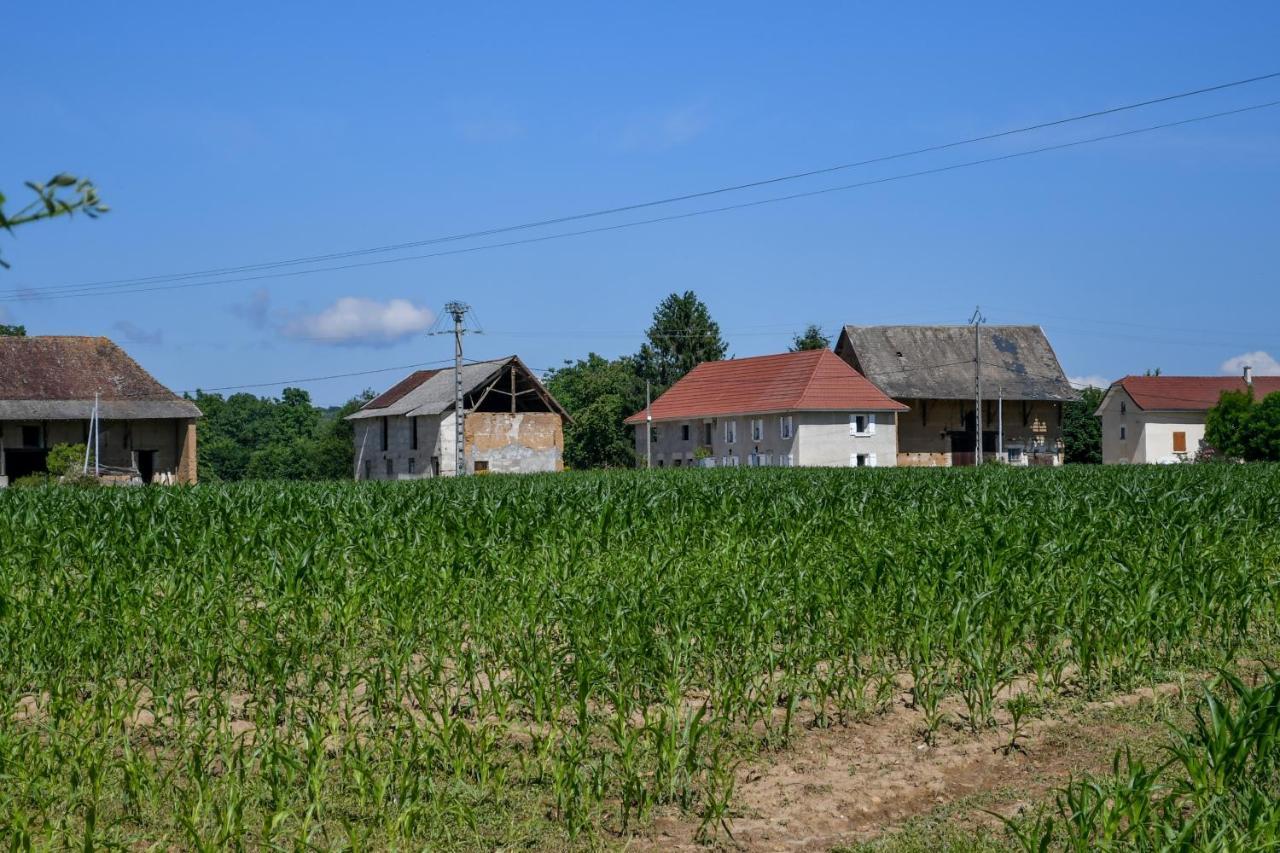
[1244,365,1254,387]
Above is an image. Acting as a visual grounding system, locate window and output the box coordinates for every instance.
[474,460,490,474]
[778,453,794,467]
[780,416,794,439]
[410,417,418,451]
[1173,431,1187,453]
[430,456,440,477]
[1120,426,1127,441]
[408,457,416,474]
[1007,445,1024,463]
[21,425,40,447]
[657,459,665,468]
[849,413,876,437]
[724,420,737,444]
[727,455,739,467]
[385,458,393,477]
[673,457,683,467]
[751,418,763,441]
[681,424,691,442]
[649,427,658,444]
[1120,401,1127,415]
[850,453,878,468]
[704,422,713,445]
[380,417,389,452]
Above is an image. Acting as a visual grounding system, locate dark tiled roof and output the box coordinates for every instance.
[0,336,199,418]
[624,349,906,424]
[837,325,1078,402]
[1114,375,1280,411]
[363,369,442,410]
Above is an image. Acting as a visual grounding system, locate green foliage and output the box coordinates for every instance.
[1014,670,1280,850]
[0,323,25,336]
[544,353,645,469]
[1062,386,1103,464]
[1,466,1279,845]
[191,386,374,481]
[635,290,728,388]
[789,323,830,352]
[1206,389,1280,462]
[0,174,108,269]
[45,443,86,477]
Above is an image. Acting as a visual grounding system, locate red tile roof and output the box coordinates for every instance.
[363,369,441,409]
[1114,375,1280,411]
[625,350,907,424]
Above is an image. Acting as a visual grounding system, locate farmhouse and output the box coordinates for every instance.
[1095,368,1280,464]
[0,335,200,485]
[625,349,907,468]
[347,356,568,478]
[835,325,1077,466]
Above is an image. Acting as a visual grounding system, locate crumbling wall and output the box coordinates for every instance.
[465,412,563,474]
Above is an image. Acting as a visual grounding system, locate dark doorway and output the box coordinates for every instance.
[137,450,157,484]
[4,449,49,481]
[949,431,975,467]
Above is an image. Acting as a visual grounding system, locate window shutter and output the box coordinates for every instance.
[867,413,876,435]
[849,453,857,467]
[868,452,878,467]
[849,414,857,436]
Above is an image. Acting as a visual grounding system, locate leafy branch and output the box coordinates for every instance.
[0,174,109,269]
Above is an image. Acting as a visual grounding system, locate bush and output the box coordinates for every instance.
[45,443,86,477]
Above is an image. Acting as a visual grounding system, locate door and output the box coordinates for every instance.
[4,449,49,481]
[137,450,157,484]
[949,430,976,466]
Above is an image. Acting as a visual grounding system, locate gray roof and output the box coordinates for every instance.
[0,400,202,420]
[837,325,1078,402]
[347,357,568,420]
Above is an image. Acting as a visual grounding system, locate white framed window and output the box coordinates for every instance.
[849,413,876,436]
[751,418,763,441]
[778,453,794,467]
[727,454,739,467]
[780,415,794,439]
[725,420,737,444]
[850,452,878,468]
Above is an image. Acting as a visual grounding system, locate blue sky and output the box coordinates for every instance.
[4,2,1279,404]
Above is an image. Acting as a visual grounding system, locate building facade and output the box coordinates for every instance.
[835,324,1077,466]
[0,336,199,485]
[1095,371,1280,464]
[347,357,568,479]
[626,349,906,468]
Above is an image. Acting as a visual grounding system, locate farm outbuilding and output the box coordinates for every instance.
[0,335,200,485]
[835,325,1078,466]
[347,356,568,479]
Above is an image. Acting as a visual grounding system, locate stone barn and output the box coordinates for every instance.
[0,335,200,485]
[347,356,568,479]
[835,324,1078,466]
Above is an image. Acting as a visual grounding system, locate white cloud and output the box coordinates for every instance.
[283,297,434,346]
[1069,374,1111,390]
[617,103,712,151]
[1220,350,1280,376]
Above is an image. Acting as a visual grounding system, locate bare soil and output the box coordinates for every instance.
[635,681,1186,852]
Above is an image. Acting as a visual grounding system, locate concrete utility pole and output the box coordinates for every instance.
[444,301,470,477]
[969,307,985,465]
[645,379,652,469]
[997,385,1004,463]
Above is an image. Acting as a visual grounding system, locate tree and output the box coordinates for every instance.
[544,354,646,469]
[1062,386,1103,464]
[789,324,830,352]
[1,174,108,269]
[1205,389,1254,461]
[0,324,25,336]
[635,291,728,388]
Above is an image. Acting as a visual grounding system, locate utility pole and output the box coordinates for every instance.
[997,385,1004,463]
[969,306,985,465]
[645,379,652,469]
[444,301,470,477]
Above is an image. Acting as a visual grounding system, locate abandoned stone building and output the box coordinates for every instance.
[0,336,200,485]
[347,356,568,478]
[835,325,1078,466]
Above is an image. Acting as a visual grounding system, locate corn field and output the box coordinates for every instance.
[2,466,1279,848]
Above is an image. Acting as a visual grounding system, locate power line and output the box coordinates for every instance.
[8,73,1280,301]
[8,99,1279,306]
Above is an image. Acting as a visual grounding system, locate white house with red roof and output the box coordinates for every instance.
[1095,367,1280,464]
[624,349,907,468]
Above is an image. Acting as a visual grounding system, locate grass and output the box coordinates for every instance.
[1,465,1279,848]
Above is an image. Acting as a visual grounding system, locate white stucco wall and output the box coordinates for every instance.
[1098,388,1205,464]
[635,410,897,468]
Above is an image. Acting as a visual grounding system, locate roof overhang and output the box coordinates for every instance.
[0,399,201,420]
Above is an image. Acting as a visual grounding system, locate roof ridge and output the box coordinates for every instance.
[794,349,832,405]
